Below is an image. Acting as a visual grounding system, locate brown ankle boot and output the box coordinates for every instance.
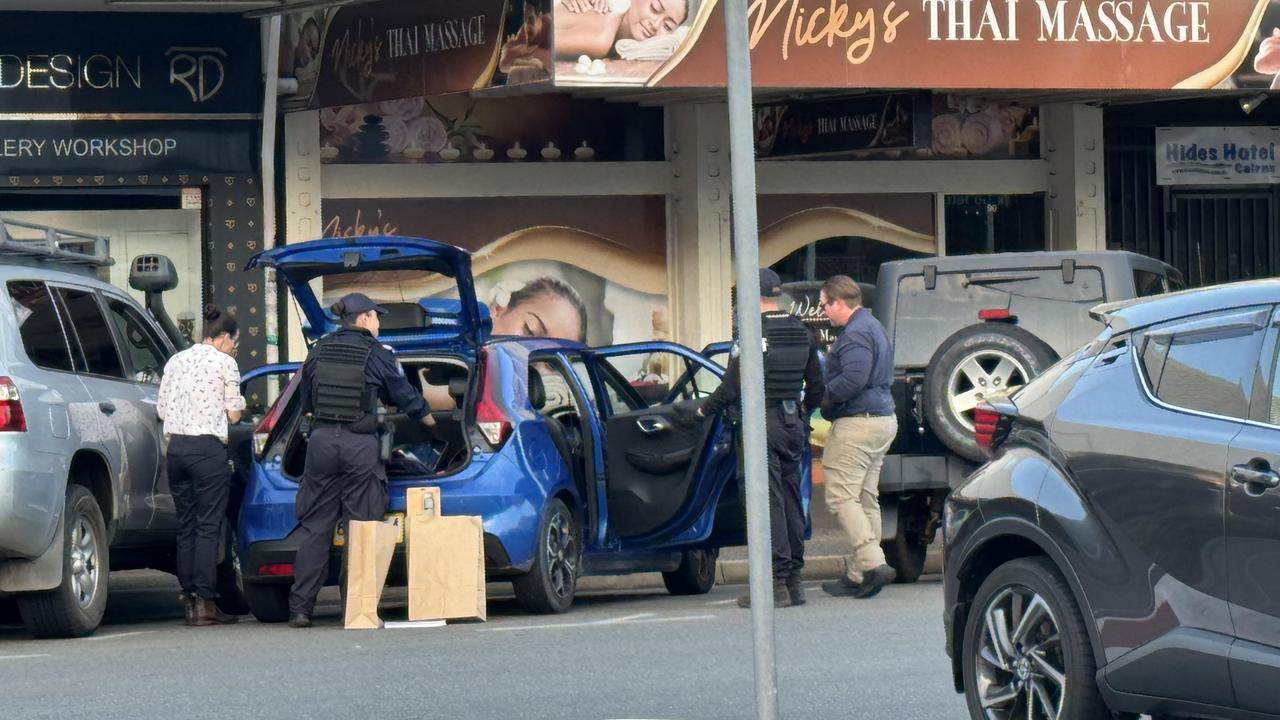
[191,597,239,626]
[179,593,195,626]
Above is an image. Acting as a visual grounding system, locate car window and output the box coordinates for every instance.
[601,350,696,408]
[105,298,168,385]
[241,371,295,423]
[6,281,74,372]
[1133,269,1167,298]
[529,360,581,416]
[55,288,125,379]
[1138,307,1269,420]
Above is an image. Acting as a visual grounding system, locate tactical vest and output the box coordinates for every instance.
[311,332,378,431]
[762,312,811,403]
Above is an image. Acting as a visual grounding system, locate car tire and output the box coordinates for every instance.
[17,485,110,639]
[924,324,1057,462]
[962,557,1105,720]
[662,549,718,595]
[214,522,250,616]
[512,498,580,615]
[244,582,292,624]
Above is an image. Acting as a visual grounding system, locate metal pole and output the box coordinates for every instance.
[260,15,282,365]
[721,1,777,718]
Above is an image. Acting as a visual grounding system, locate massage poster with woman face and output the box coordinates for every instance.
[554,0,1280,91]
[320,196,669,348]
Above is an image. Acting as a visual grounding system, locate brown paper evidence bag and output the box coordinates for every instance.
[343,487,487,629]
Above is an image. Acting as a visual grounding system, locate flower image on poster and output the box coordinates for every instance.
[929,95,1038,160]
[318,94,662,164]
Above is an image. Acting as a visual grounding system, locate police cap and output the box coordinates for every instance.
[334,292,387,317]
[759,268,783,298]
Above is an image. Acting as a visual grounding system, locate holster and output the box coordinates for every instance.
[376,407,392,463]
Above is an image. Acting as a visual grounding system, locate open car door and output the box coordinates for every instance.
[587,342,741,546]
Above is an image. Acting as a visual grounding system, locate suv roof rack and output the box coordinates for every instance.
[0,217,114,275]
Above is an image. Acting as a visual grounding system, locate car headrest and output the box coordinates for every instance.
[527,368,546,410]
[448,376,468,399]
[418,368,456,411]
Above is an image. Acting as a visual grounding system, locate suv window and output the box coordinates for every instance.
[1133,269,1168,298]
[1139,307,1269,420]
[105,298,168,385]
[56,288,125,379]
[7,281,73,372]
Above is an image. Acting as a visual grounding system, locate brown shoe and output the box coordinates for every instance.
[179,593,196,626]
[191,597,239,626]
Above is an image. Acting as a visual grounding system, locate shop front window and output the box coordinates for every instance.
[944,194,1046,256]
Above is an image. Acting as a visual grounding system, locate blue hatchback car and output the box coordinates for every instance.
[231,236,811,622]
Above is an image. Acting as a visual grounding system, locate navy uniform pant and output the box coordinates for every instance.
[767,402,807,583]
[288,425,388,616]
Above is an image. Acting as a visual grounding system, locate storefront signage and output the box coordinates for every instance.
[0,120,258,175]
[0,13,261,114]
[280,0,552,110]
[181,187,203,209]
[551,0,1280,91]
[1156,126,1280,185]
[754,93,929,159]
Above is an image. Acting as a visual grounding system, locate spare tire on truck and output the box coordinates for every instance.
[923,323,1056,462]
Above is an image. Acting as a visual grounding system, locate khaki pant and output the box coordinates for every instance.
[822,415,898,583]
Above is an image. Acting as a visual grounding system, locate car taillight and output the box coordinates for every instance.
[0,377,27,433]
[254,374,300,457]
[258,563,294,576]
[475,348,512,448]
[978,308,1013,321]
[974,402,1014,455]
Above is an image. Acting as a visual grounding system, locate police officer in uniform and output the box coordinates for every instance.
[694,269,824,608]
[287,293,435,628]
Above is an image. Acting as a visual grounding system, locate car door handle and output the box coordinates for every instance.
[98,401,116,416]
[1230,463,1280,491]
[636,417,668,435]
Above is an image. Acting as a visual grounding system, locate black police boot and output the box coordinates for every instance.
[288,612,313,628]
[737,581,792,609]
[821,565,897,599]
[785,574,806,607]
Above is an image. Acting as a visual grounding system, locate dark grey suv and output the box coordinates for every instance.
[944,279,1280,720]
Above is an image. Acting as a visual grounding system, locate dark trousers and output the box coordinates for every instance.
[767,402,807,583]
[167,435,233,600]
[289,425,388,616]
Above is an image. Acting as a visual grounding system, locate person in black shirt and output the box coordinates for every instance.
[695,269,824,608]
[287,293,435,628]
[815,275,899,600]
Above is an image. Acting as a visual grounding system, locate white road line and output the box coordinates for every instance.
[479,612,654,633]
[0,654,51,661]
[87,631,157,641]
[707,598,739,606]
[479,612,717,633]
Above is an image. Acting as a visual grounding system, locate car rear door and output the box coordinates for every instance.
[1225,304,1280,714]
[588,342,736,545]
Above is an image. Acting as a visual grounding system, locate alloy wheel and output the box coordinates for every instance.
[69,517,101,610]
[974,585,1067,720]
[947,349,1030,431]
[544,509,578,600]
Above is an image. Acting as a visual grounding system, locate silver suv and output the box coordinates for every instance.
[0,219,241,638]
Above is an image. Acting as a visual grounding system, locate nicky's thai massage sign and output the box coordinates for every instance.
[551,0,1280,90]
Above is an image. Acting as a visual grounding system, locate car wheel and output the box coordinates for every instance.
[663,549,719,595]
[17,485,110,638]
[512,498,579,614]
[214,522,250,616]
[924,324,1057,462]
[244,582,292,624]
[962,557,1105,720]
